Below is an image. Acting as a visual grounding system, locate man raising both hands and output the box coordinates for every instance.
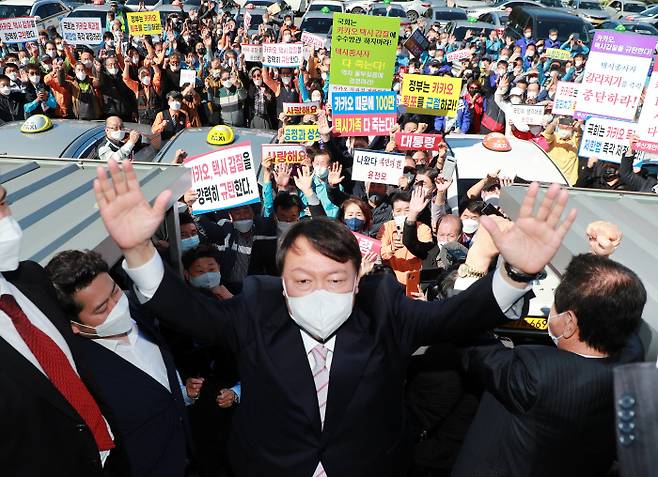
[94,159,576,477]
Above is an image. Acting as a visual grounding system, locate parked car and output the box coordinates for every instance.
[444,19,497,40]
[505,6,591,44]
[623,4,658,24]
[346,0,430,21]
[0,0,70,34]
[604,0,646,18]
[307,0,344,12]
[369,3,412,28]
[478,10,509,34]
[594,20,658,34]
[566,0,610,26]
[423,6,468,28]
[467,0,542,17]
[299,10,333,41]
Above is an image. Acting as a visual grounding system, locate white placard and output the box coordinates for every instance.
[352,149,405,185]
[635,62,658,153]
[261,43,304,68]
[579,116,636,164]
[552,81,580,117]
[301,31,325,50]
[185,142,260,214]
[0,17,38,44]
[242,44,263,62]
[510,104,545,125]
[179,69,197,87]
[446,48,472,62]
[61,17,103,45]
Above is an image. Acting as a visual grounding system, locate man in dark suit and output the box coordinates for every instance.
[94,159,576,477]
[452,253,647,477]
[0,186,118,476]
[45,249,196,477]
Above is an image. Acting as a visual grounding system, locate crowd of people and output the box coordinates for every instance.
[0,0,655,476]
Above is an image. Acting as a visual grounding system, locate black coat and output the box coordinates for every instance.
[98,70,136,120]
[142,265,513,477]
[0,91,24,123]
[0,261,121,477]
[452,344,627,477]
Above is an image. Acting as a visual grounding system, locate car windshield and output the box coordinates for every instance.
[0,5,31,16]
[67,9,108,21]
[300,16,333,32]
[309,3,342,11]
[576,1,604,9]
[639,4,658,14]
[372,6,406,17]
[541,0,562,6]
[624,3,646,12]
[453,26,493,40]
[435,10,467,20]
[537,19,589,41]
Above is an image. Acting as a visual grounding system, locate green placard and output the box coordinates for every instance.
[329,13,399,89]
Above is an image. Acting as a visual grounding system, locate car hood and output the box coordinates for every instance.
[577,8,608,17]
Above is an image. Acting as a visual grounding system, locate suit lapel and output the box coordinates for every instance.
[322,309,374,440]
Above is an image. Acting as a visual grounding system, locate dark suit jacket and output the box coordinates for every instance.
[143,266,513,477]
[452,344,622,477]
[68,304,191,477]
[0,261,109,477]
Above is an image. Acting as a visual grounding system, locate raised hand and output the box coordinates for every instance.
[408,186,429,221]
[480,183,576,276]
[359,252,377,278]
[327,162,344,187]
[94,159,172,258]
[317,110,333,138]
[435,175,453,193]
[273,163,292,189]
[293,165,314,195]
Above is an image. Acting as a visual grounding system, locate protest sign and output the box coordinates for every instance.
[283,102,320,116]
[267,3,281,14]
[352,232,382,257]
[261,43,304,68]
[61,17,103,45]
[244,10,252,30]
[403,29,429,58]
[545,48,571,61]
[352,149,405,185]
[283,125,321,143]
[261,144,307,164]
[126,11,163,36]
[330,13,399,89]
[634,61,658,153]
[332,91,397,136]
[179,69,197,87]
[242,44,263,62]
[395,132,444,151]
[579,116,636,163]
[301,31,326,50]
[575,31,654,121]
[510,104,545,125]
[552,81,580,117]
[185,142,260,214]
[446,48,472,62]
[0,17,38,44]
[400,74,462,117]
[327,84,387,103]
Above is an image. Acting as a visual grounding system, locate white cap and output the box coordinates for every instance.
[509,87,524,97]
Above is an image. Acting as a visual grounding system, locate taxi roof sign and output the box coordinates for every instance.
[206,125,235,145]
[20,115,53,134]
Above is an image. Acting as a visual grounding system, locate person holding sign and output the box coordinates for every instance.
[94,156,576,477]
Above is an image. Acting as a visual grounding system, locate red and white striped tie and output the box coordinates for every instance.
[312,344,330,477]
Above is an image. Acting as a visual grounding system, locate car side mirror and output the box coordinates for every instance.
[33,15,41,21]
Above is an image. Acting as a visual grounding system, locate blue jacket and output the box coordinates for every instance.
[515,37,536,56]
[434,98,472,133]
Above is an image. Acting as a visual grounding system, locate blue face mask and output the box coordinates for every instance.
[189,271,221,289]
[344,217,365,232]
[181,234,200,252]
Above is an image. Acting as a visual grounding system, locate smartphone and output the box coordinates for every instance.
[442,159,456,180]
[406,271,420,297]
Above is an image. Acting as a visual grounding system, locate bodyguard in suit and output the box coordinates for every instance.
[452,253,646,477]
[0,186,117,476]
[94,159,576,477]
[45,249,197,477]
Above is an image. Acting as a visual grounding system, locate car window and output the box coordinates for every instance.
[34,5,48,17]
[480,13,491,22]
[641,5,658,15]
[624,2,645,12]
[300,16,333,32]
[436,10,467,20]
[600,21,614,28]
[609,0,620,7]
[0,5,31,16]
[632,24,658,34]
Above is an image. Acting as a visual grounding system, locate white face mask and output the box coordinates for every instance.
[277,220,295,235]
[212,69,221,79]
[0,216,23,272]
[107,67,119,75]
[233,218,253,233]
[76,71,87,81]
[281,76,292,85]
[283,278,357,341]
[462,218,479,234]
[394,214,406,230]
[189,271,221,289]
[74,293,133,338]
[547,311,566,346]
[253,78,263,86]
[141,76,151,86]
[29,75,41,84]
[7,72,17,81]
[222,80,233,89]
[557,128,573,140]
[510,96,522,105]
[524,31,532,38]
[314,166,328,179]
[170,101,182,111]
[110,129,125,141]
[0,86,10,96]
[82,59,93,68]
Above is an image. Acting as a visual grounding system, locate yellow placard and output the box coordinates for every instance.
[283,125,320,143]
[400,74,462,117]
[545,48,571,61]
[126,11,162,36]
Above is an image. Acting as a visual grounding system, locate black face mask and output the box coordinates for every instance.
[602,167,618,181]
[197,48,206,55]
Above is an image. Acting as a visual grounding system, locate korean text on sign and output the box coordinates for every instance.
[545,48,571,61]
[400,74,462,117]
[261,144,307,164]
[446,49,472,62]
[283,125,321,143]
[510,105,545,125]
[635,62,658,153]
[262,43,304,68]
[352,149,405,185]
[283,102,320,116]
[61,18,103,45]
[395,133,443,151]
[578,116,636,164]
[352,232,382,257]
[242,44,263,62]
[0,17,38,44]
[185,142,260,214]
[301,31,326,50]
[126,12,163,36]
[332,91,398,136]
[575,31,654,121]
[552,82,580,117]
[330,13,399,89]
